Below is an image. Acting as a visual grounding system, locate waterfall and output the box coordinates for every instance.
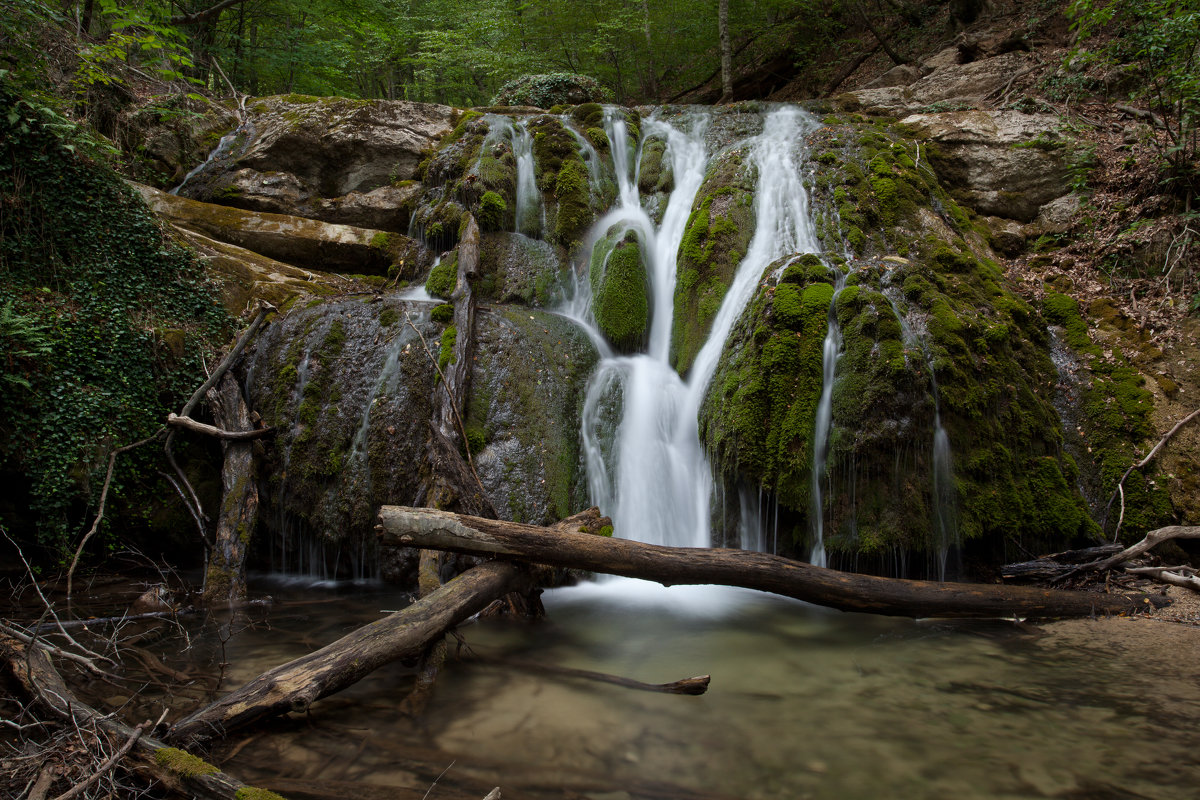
[808,272,846,568]
[578,106,821,552]
[931,378,958,580]
[171,120,253,195]
[881,285,960,579]
[511,120,543,236]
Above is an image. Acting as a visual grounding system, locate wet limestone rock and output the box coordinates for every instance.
[211,169,422,233]
[134,183,419,275]
[245,298,440,577]
[235,95,454,196]
[898,110,1069,222]
[467,308,600,525]
[477,233,564,306]
[180,95,453,230]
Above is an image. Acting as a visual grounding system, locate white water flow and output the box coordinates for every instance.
[808,273,846,568]
[580,106,820,553]
[511,120,543,236]
[931,377,957,580]
[170,121,252,195]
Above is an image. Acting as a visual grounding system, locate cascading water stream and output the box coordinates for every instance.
[170,120,254,195]
[578,106,821,554]
[511,120,543,236]
[881,286,959,578]
[808,271,847,568]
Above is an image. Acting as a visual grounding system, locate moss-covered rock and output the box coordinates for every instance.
[1042,292,1172,540]
[465,309,600,525]
[245,299,437,580]
[670,144,758,373]
[553,158,593,250]
[425,254,458,299]
[590,230,651,352]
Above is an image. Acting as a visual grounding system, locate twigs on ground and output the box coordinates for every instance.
[48,710,162,800]
[1104,407,1200,541]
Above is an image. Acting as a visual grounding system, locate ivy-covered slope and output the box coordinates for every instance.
[0,78,232,555]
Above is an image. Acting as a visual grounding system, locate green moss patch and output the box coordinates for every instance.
[590,230,651,352]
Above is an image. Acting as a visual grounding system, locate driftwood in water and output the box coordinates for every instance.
[168,561,529,747]
[465,651,710,695]
[375,506,1170,619]
[202,372,261,605]
[0,632,265,800]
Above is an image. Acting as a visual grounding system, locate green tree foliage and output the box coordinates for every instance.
[0,74,232,555]
[1070,0,1200,201]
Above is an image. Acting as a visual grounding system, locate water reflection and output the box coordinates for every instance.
[128,578,1200,799]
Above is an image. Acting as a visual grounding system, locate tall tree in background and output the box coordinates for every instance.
[719,0,733,101]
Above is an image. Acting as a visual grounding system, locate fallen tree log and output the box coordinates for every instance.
[168,561,529,747]
[0,633,273,800]
[375,506,1169,619]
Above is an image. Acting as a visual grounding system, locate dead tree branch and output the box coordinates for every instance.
[168,561,531,746]
[1104,407,1200,540]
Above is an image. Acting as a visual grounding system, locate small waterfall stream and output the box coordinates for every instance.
[578,106,821,552]
[881,285,960,578]
[808,271,846,568]
[511,120,544,236]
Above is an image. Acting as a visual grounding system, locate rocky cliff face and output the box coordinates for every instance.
[134,89,1190,582]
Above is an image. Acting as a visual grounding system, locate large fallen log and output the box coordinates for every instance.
[168,561,528,747]
[375,506,1169,619]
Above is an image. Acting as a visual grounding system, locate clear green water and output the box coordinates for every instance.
[153,577,1200,800]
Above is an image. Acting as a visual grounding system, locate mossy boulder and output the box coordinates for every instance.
[703,239,1096,569]
[465,309,600,524]
[245,298,438,581]
[491,73,610,108]
[591,230,651,353]
[637,137,673,197]
[671,145,758,374]
[553,158,593,250]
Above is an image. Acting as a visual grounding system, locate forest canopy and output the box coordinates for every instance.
[3,0,845,106]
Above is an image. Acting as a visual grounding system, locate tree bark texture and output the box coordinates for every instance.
[375,506,1169,619]
[202,372,259,605]
[718,0,733,102]
[169,561,528,747]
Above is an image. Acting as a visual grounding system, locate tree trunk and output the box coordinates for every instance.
[718,0,733,102]
[375,506,1170,619]
[168,561,529,747]
[640,0,659,100]
[202,373,259,605]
